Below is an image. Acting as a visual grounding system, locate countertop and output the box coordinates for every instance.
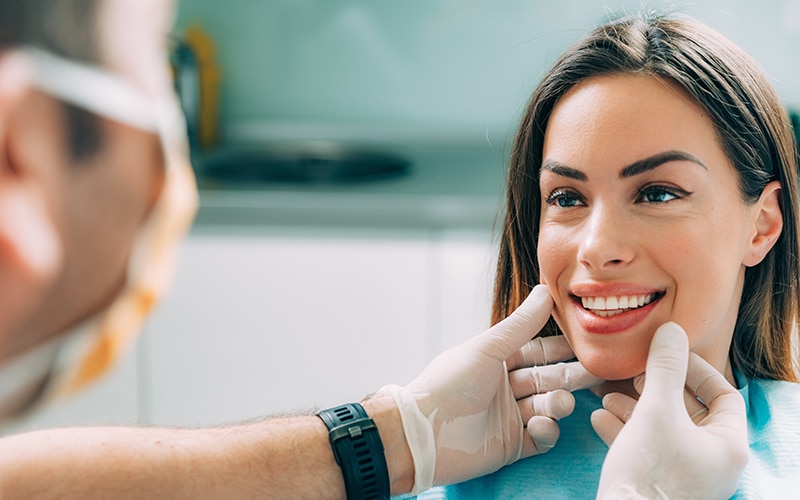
[190,139,511,230]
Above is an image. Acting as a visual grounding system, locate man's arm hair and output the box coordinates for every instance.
[0,393,413,498]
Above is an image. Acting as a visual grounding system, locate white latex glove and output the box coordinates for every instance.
[380,284,600,494]
[593,322,749,499]
[507,331,602,442]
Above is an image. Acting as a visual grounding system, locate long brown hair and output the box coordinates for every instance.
[493,12,800,381]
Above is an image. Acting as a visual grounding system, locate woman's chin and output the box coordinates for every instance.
[578,352,647,381]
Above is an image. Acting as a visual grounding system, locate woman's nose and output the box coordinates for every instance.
[576,204,636,270]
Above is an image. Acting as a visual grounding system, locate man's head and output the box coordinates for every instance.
[0,0,177,364]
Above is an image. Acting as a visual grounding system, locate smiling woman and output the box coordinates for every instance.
[496,16,800,385]
[417,10,800,499]
[536,72,779,384]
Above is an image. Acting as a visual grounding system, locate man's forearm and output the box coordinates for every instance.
[0,392,414,498]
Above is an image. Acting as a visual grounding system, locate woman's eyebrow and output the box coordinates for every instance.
[620,150,707,177]
[541,150,707,181]
[540,160,587,181]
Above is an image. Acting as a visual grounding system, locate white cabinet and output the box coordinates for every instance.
[435,230,497,351]
[2,224,498,432]
[141,226,436,426]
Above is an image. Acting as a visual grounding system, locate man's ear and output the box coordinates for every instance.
[0,53,62,353]
[743,180,783,267]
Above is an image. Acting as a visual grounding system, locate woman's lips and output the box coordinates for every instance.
[570,292,663,334]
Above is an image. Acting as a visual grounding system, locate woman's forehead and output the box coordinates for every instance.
[535,73,739,193]
[543,74,719,159]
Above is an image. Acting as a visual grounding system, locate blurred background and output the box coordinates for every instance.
[172,0,800,145]
[8,0,800,432]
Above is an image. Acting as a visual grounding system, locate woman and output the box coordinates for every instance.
[417,11,800,499]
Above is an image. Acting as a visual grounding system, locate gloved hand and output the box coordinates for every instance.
[380,284,600,494]
[593,322,749,499]
[507,328,602,445]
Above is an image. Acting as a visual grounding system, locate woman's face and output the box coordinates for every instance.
[537,73,762,381]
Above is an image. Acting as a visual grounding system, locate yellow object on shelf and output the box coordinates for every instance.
[183,23,221,149]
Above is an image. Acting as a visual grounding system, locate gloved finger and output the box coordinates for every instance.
[474,284,553,362]
[686,352,746,429]
[507,335,576,370]
[510,361,602,399]
[684,354,749,471]
[522,415,560,457]
[517,389,575,423]
[595,323,692,449]
[637,372,708,423]
[633,372,704,424]
[600,392,636,424]
[637,322,690,407]
[632,373,645,395]
[590,408,623,446]
[684,391,709,424]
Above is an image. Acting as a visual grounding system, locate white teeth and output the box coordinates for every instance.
[595,309,625,318]
[580,293,657,314]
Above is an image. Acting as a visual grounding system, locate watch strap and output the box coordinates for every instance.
[317,403,390,500]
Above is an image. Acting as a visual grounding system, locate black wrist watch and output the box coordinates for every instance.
[317,403,390,500]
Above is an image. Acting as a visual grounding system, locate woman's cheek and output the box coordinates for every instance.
[537,227,568,296]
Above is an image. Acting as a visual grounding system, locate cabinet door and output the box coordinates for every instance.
[141,228,432,426]
[436,229,497,351]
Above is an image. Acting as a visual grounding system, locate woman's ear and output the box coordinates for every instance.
[0,53,62,350]
[743,180,783,267]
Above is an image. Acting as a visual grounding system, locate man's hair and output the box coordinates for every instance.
[0,0,103,159]
[494,12,800,381]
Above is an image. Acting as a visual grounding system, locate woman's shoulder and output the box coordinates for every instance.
[739,375,800,442]
[745,376,800,401]
[735,377,800,498]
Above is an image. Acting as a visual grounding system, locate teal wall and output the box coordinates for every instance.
[174,0,800,143]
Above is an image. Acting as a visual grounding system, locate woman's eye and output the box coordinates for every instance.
[546,190,585,208]
[637,186,684,203]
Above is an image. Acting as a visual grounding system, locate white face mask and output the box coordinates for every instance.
[0,46,198,420]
